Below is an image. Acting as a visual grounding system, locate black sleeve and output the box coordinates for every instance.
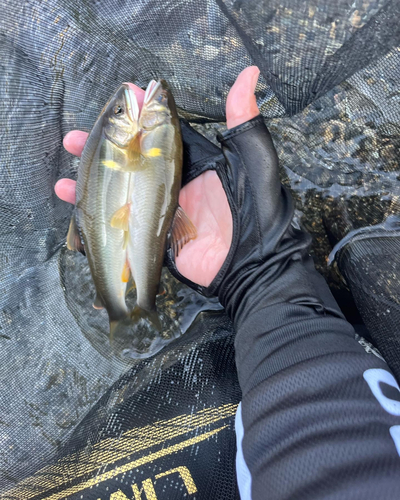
[235,250,400,500]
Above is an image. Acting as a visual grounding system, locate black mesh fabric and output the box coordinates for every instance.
[1,0,400,497]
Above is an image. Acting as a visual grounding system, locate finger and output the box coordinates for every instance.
[63,131,88,157]
[63,84,146,157]
[226,66,260,129]
[55,179,76,204]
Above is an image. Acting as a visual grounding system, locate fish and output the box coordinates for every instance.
[113,80,197,332]
[66,83,140,327]
[66,80,197,342]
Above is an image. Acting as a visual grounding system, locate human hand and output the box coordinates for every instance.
[55,66,260,287]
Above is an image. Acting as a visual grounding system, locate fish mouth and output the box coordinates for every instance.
[121,83,139,122]
[144,80,162,104]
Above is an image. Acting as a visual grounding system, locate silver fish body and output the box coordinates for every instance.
[127,80,183,315]
[72,84,140,322]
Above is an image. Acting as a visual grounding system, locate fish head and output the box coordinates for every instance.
[103,84,139,148]
[140,80,178,130]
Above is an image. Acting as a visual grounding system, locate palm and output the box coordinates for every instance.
[55,66,260,286]
[178,171,231,286]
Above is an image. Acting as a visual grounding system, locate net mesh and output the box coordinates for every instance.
[1,0,400,497]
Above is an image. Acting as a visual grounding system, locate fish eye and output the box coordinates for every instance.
[157,91,168,103]
[114,105,123,115]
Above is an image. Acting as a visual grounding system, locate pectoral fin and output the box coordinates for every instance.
[110,204,130,231]
[66,214,85,255]
[170,205,197,258]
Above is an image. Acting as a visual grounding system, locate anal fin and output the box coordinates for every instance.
[66,213,85,255]
[170,205,197,258]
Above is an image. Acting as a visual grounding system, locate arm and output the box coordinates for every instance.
[218,119,400,500]
[168,109,400,500]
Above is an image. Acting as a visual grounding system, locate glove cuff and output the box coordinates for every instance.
[216,114,264,142]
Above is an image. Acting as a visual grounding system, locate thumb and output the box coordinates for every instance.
[226,66,260,129]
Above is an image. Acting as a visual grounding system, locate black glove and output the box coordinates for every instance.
[167,116,343,328]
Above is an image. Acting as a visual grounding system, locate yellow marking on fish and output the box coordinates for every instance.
[144,147,162,158]
[102,160,121,170]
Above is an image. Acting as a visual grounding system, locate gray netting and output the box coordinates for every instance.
[1,0,400,496]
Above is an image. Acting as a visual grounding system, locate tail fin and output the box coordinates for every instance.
[130,304,162,332]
